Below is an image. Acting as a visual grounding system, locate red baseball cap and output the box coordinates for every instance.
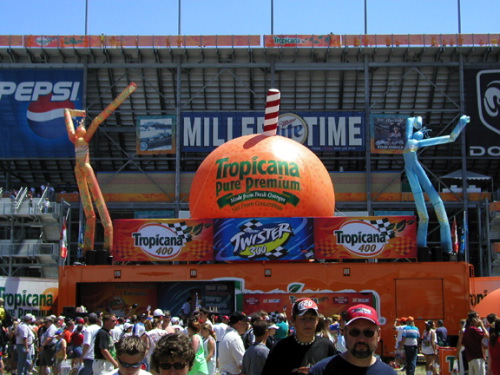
[345,304,380,326]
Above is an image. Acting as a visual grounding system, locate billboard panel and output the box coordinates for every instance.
[0,276,58,318]
[0,69,83,157]
[315,216,417,259]
[464,69,500,158]
[181,112,365,152]
[113,219,213,262]
[136,115,175,154]
[213,217,314,262]
[370,114,406,154]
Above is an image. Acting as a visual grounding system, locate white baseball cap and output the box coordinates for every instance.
[153,308,165,317]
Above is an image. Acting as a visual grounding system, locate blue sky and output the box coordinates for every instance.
[0,0,498,36]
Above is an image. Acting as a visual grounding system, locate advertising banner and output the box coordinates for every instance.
[181,111,365,152]
[0,276,58,318]
[315,216,417,259]
[464,69,500,158]
[0,69,83,157]
[213,217,314,262]
[136,115,175,154]
[264,35,341,47]
[113,219,213,262]
[243,292,373,317]
[370,114,406,154]
[78,282,156,316]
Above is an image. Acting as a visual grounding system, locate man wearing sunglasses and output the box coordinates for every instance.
[262,298,336,375]
[107,335,152,375]
[151,333,195,375]
[309,304,396,374]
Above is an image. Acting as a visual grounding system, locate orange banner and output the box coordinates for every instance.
[8,33,500,49]
[113,219,213,262]
[315,216,417,259]
[264,34,341,47]
[23,35,260,48]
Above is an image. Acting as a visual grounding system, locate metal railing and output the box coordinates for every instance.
[0,242,58,259]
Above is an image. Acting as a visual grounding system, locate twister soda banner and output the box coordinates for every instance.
[243,292,373,317]
[0,277,58,318]
[78,282,157,316]
[0,69,83,157]
[113,219,213,262]
[213,217,314,262]
[315,216,417,259]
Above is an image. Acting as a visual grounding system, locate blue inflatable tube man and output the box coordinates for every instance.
[403,115,470,253]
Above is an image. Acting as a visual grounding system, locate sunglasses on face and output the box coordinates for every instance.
[347,328,376,338]
[118,360,143,369]
[159,363,187,370]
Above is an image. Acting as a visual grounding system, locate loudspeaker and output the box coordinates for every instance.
[63,306,76,318]
[85,250,96,265]
[417,247,431,262]
[96,250,108,265]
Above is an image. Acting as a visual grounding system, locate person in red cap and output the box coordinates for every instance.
[309,304,396,375]
[261,298,336,375]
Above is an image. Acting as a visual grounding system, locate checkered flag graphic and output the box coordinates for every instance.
[265,246,288,260]
[167,222,192,242]
[240,219,263,233]
[367,218,396,239]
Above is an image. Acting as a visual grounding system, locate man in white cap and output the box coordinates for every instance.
[15,314,35,375]
[309,304,396,374]
[262,298,336,375]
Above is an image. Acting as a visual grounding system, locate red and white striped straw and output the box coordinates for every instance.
[263,88,281,136]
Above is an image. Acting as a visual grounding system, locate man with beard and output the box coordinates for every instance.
[309,304,396,375]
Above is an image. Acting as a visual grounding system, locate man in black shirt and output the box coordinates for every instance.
[93,314,118,375]
[261,298,336,375]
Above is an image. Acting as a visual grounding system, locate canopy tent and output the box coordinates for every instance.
[440,169,493,193]
[442,170,492,180]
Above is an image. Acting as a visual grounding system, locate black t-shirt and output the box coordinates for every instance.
[94,328,115,360]
[261,336,337,375]
[309,354,397,375]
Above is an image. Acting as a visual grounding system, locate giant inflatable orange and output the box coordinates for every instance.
[189,89,335,218]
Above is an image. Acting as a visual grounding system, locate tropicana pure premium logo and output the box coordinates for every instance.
[214,155,302,211]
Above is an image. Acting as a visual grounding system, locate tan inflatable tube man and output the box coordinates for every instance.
[64,82,137,254]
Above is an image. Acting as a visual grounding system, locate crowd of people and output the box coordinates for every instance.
[394,310,500,375]
[2,298,500,375]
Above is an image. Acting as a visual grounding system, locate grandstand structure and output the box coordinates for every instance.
[0,33,499,278]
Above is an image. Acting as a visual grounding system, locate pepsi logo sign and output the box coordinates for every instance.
[27,94,74,139]
[132,223,184,260]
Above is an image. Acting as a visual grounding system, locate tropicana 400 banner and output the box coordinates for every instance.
[113,219,213,262]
